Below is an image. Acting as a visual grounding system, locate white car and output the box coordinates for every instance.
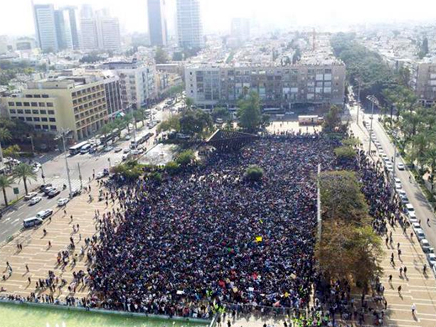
[36,209,53,220]
[427,253,436,267]
[415,228,426,241]
[29,196,42,206]
[131,149,139,155]
[405,203,415,215]
[96,172,105,179]
[57,198,69,206]
[24,192,38,201]
[104,146,114,152]
[397,162,405,170]
[123,148,131,154]
[394,178,402,189]
[124,135,131,140]
[121,154,129,161]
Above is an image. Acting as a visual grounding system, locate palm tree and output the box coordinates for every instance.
[0,127,12,163]
[13,163,36,195]
[185,97,194,110]
[0,175,13,206]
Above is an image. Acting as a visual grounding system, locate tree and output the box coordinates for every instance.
[175,150,195,166]
[179,110,213,136]
[13,163,37,195]
[165,161,180,175]
[409,132,429,172]
[212,107,231,122]
[184,97,194,110]
[334,146,356,161]
[237,91,262,132]
[0,127,12,162]
[154,47,169,64]
[244,165,263,182]
[99,123,114,145]
[3,145,20,158]
[323,105,343,133]
[80,53,104,63]
[157,114,181,133]
[0,175,13,206]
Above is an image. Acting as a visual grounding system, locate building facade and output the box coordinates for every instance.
[97,17,122,52]
[414,62,436,107]
[231,18,250,44]
[176,0,203,49]
[1,76,108,140]
[185,63,346,108]
[33,4,58,53]
[100,61,156,109]
[148,0,167,46]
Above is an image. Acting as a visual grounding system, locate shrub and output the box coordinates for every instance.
[175,150,195,166]
[165,161,180,175]
[334,146,356,160]
[244,165,263,182]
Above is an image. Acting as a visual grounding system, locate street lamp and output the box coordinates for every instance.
[366,95,379,156]
[56,129,73,198]
[27,135,35,154]
[40,164,46,184]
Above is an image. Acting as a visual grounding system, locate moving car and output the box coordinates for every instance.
[96,169,109,180]
[397,162,405,170]
[123,148,131,154]
[121,153,130,161]
[124,135,131,140]
[57,198,69,206]
[28,196,42,206]
[394,178,402,189]
[24,192,38,201]
[43,186,55,195]
[36,209,53,220]
[23,217,43,228]
[70,189,81,197]
[114,147,122,153]
[104,146,114,152]
[48,188,61,198]
[39,183,53,192]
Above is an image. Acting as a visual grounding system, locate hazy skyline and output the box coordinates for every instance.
[1,0,436,37]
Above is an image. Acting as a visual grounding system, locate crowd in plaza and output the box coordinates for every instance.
[86,134,341,318]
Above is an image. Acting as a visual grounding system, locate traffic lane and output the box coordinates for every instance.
[371,117,436,248]
[0,188,70,243]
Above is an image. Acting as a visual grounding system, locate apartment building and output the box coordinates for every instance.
[185,61,346,108]
[413,61,436,106]
[176,0,203,49]
[1,75,108,141]
[100,60,156,109]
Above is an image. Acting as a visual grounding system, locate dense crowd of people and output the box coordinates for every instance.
[86,135,342,318]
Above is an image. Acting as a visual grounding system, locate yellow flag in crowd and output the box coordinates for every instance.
[255,236,263,242]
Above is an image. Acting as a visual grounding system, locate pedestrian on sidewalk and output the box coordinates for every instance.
[388,274,392,282]
[411,303,416,315]
[398,285,402,293]
[25,264,29,273]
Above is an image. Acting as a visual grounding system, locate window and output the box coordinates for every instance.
[17,109,24,114]
[16,102,22,106]
[32,110,38,115]
[41,117,48,122]
[40,110,46,115]
[31,102,38,107]
[25,110,31,114]
[39,102,45,107]
[34,117,40,122]
[42,94,49,98]
[48,110,55,115]
[50,125,57,131]
[23,102,30,106]
[10,109,16,114]
[34,94,41,98]
[35,125,41,129]
[42,125,49,130]
[18,117,25,121]
[25,117,32,122]
[47,103,53,107]
[49,118,56,122]
[8,102,14,106]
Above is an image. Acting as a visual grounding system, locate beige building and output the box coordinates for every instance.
[413,62,436,107]
[2,75,108,141]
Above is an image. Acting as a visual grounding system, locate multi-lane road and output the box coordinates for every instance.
[0,101,173,244]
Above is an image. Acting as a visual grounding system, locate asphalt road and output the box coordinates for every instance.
[349,103,436,253]
[0,100,174,244]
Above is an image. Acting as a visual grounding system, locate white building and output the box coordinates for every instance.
[97,17,121,52]
[33,4,58,53]
[100,60,156,109]
[176,0,203,49]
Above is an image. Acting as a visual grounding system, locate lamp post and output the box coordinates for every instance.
[58,130,72,197]
[28,135,35,154]
[40,164,46,184]
[366,95,379,156]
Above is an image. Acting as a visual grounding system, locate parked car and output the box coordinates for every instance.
[421,239,431,253]
[427,253,436,267]
[57,198,69,206]
[415,228,426,241]
[36,209,53,220]
[405,203,415,215]
[24,192,38,201]
[23,217,43,228]
[48,188,61,198]
[28,196,42,206]
[123,148,131,154]
[408,212,418,224]
[104,146,114,152]
[70,189,81,197]
[121,153,130,161]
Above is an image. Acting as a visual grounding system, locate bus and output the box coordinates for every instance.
[298,115,324,125]
[263,107,285,115]
[69,141,89,155]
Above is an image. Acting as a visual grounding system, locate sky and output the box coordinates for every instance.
[1,0,436,37]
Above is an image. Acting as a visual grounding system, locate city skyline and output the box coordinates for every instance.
[1,0,436,37]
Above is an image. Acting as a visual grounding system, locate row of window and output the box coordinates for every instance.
[9,109,55,115]
[8,101,53,107]
[24,94,49,98]
[10,116,56,123]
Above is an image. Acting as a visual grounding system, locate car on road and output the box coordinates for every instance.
[40,183,53,192]
[427,253,436,267]
[96,172,105,179]
[28,196,42,206]
[57,198,69,206]
[397,162,405,170]
[121,153,130,161]
[385,162,393,172]
[408,212,418,224]
[48,188,61,198]
[114,147,122,153]
[415,228,426,241]
[124,135,131,140]
[36,209,53,220]
[70,189,81,197]
[405,203,415,215]
[24,192,38,201]
[394,178,402,189]
[23,217,43,228]
[421,239,431,253]
[104,146,114,152]
[131,149,139,155]
[123,148,131,154]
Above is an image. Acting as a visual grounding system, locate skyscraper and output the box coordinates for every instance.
[33,4,58,52]
[176,0,203,49]
[62,7,80,50]
[147,0,167,46]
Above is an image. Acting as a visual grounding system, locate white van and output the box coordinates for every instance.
[23,217,43,228]
[80,144,92,154]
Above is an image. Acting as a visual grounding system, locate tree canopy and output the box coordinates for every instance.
[237,91,262,132]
